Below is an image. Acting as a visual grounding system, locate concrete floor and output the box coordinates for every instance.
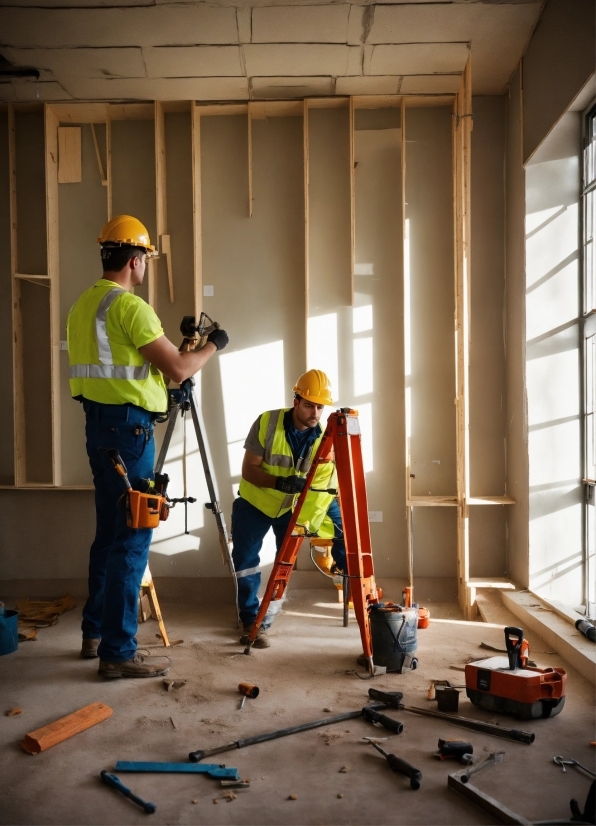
[0,583,594,825]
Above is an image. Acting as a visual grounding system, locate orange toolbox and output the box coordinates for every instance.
[465,626,566,720]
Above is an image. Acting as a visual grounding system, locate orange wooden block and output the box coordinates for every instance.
[20,702,112,754]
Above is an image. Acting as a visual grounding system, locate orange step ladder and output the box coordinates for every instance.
[244,408,380,674]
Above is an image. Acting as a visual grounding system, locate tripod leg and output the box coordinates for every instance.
[154,402,179,475]
[188,389,240,626]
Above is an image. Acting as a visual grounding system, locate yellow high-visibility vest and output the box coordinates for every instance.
[67,279,168,412]
[239,408,337,536]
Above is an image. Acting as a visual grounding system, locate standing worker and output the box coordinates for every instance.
[232,370,345,648]
[67,215,229,678]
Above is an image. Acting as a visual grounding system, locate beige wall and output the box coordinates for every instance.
[505,68,530,587]
[0,111,13,484]
[406,106,458,577]
[353,123,404,577]
[58,123,107,486]
[469,96,508,578]
[14,112,53,484]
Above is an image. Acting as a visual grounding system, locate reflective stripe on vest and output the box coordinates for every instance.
[68,287,150,381]
[69,364,150,379]
[263,409,313,473]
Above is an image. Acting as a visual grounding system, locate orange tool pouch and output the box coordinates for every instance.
[126,490,169,529]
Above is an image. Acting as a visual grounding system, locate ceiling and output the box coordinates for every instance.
[0,1,543,103]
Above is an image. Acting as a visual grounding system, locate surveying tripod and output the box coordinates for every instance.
[151,315,239,625]
[244,408,380,673]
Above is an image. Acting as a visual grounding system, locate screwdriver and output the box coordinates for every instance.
[101,449,132,490]
[368,741,422,790]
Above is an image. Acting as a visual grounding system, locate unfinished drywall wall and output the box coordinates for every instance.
[21,280,53,483]
[58,122,107,486]
[155,111,194,343]
[0,110,13,485]
[522,0,595,163]
[406,106,457,577]
[15,112,47,276]
[307,106,351,325]
[469,96,507,577]
[0,490,94,580]
[110,119,156,306]
[506,67,530,588]
[525,111,583,605]
[353,123,404,577]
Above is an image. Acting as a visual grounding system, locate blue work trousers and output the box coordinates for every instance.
[81,400,156,662]
[231,496,345,628]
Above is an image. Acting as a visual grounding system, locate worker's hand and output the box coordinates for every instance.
[207,328,229,351]
[275,476,306,494]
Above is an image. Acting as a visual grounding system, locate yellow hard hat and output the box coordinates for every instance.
[97,215,157,255]
[293,369,333,406]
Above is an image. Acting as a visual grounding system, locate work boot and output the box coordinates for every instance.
[239,625,270,649]
[98,653,171,679]
[81,638,101,659]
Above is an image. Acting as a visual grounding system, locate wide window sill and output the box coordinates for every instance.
[502,589,596,685]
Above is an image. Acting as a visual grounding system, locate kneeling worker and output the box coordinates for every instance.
[67,215,228,678]
[232,370,345,648]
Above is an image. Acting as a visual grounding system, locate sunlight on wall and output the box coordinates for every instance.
[358,402,374,473]
[353,304,372,333]
[353,338,373,397]
[220,340,286,478]
[351,303,374,471]
[150,416,207,556]
[354,263,374,276]
[307,313,339,402]
[525,114,582,604]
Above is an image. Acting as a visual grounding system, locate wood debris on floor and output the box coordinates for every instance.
[5,707,22,716]
[16,595,75,642]
[20,702,112,755]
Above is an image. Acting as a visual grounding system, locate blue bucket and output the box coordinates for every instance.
[0,610,19,656]
[370,604,418,672]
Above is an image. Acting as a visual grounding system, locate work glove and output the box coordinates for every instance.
[207,328,229,351]
[275,476,306,494]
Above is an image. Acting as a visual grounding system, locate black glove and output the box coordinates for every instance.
[275,476,306,494]
[207,328,229,351]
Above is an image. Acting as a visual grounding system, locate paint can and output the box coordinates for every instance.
[0,609,19,656]
[369,604,418,672]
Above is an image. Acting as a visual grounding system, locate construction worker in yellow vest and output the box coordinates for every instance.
[232,370,345,648]
[67,215,229,679]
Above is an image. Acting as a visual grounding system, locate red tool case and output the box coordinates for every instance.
[465,656,567,719]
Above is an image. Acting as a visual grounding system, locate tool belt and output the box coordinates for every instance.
[125,490,169,530]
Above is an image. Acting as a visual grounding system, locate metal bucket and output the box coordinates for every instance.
[0,610,19,656]
[369,604,418,672]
